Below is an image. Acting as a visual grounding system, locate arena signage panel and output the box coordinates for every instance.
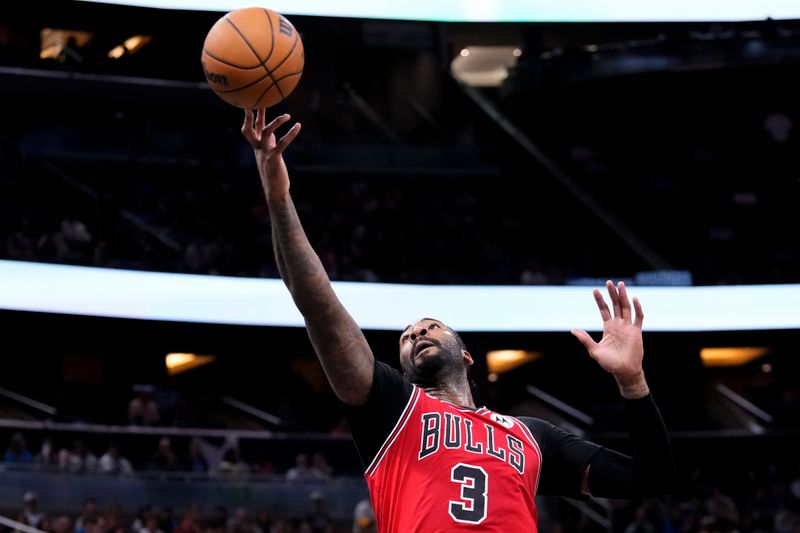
[2,260,799,331]
[78,0,800,22]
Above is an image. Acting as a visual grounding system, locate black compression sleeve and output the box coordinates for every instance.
[519,417,601,499]
[588,393,675,498]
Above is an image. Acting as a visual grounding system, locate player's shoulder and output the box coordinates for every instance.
[507,415,561,443]
[478,408,520,427]
[373,359,410,386]
[513,414,552,428]
[475,409,539,436]
[369,359,415,406]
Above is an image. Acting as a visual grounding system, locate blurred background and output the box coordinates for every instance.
[1,1,800,531]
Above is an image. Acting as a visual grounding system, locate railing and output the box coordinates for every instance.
[0,466,368,520]
[343,83,403,145]
[41,161,184,270]
[714,383,774,434]
[0,387,57,417]
[0,514,47,533]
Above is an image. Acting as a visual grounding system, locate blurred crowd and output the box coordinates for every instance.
[3,493,367,533]
[0,138,576,285]
[1,100,797,286]
[2,431,335,482]
[6,437,800,533]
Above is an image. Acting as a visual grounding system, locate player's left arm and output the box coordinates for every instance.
[571,281,675,498]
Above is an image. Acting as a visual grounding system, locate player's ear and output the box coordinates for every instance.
[462,350,473,366]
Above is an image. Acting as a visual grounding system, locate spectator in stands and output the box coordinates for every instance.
[775,503,800,532]
[139,516,164,533]
[104,503,126,533]
[59,215,94,262]
[254,511,272,533]
[705,486,740,528]
[305,492,333,533]
[149,437,181,471]
[624,504,656,533]
[4,432,33,464]
[273,520,296,533]
[99,443,134,475]
[3,221,37,262]
[35,437,56,466]
[310,454,331,480]
[17,491,47,528]
[764,111,794,143]
[18,492,46,529]
[226,508,260,533]
[75,498,99,532]
[250,457,275,476]
[173,505,202,533]
[187,438,208,475]
[53,515,72,533]
[84,516,108,533]
[58,439,98,473]
[157,507,177,533]
[351,499,376,533]
[207,506,228,533]
[285,454,312,482]
[295,522,313,533]
[75,498,97,532]
[129,387,161,426]
[129,506,153,533]
[214,449,249,478]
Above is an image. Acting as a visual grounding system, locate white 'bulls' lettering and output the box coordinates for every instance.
[418,412,526,475]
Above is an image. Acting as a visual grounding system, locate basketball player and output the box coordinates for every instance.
[242,110,674,531]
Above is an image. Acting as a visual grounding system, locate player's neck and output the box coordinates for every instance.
[423,385,475,409]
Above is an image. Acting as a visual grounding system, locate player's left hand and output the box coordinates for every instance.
[571,280,649,398]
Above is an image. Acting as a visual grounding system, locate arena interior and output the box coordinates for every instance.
[1,1,800,531]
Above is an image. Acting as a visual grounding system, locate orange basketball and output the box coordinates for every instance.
[201,7,304,109]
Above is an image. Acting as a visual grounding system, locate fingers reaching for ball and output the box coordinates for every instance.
[241,109,301,156]
[275,122,302,153]
[260,112,292,143]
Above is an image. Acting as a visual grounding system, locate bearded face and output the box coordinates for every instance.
[399,319,470,387]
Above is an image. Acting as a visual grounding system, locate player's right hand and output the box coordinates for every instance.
[242,109,301,203]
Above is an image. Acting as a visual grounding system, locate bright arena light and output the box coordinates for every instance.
[76,0,800,22]
[2,260,799,332]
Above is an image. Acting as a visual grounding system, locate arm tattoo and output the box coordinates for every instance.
[270,219,287,281]
[268,195,374,405]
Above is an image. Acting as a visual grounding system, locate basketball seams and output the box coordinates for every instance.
[261,9,276,65]
[203,11,278,70]
[203,49,264,71]
[203,10,273,70]
[203,7,303,108]
[267,31,301,100]
[252,71,303,107]
[252,84,279,109]
[212,68,303,95]
[264,12,284,100]
[225,13,286,103]
[212,70,270,93]
[224,16,268,66]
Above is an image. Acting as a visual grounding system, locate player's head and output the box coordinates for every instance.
[398,318,473,388]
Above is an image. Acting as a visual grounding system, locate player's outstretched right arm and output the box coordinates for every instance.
[242,109,374,406]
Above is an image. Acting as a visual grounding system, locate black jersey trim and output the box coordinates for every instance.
[511,416,544,495]
[366,386,422,477]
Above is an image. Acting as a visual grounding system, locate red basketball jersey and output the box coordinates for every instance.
[364,386,543,532]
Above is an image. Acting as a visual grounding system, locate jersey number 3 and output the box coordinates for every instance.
[449,463,488,524]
